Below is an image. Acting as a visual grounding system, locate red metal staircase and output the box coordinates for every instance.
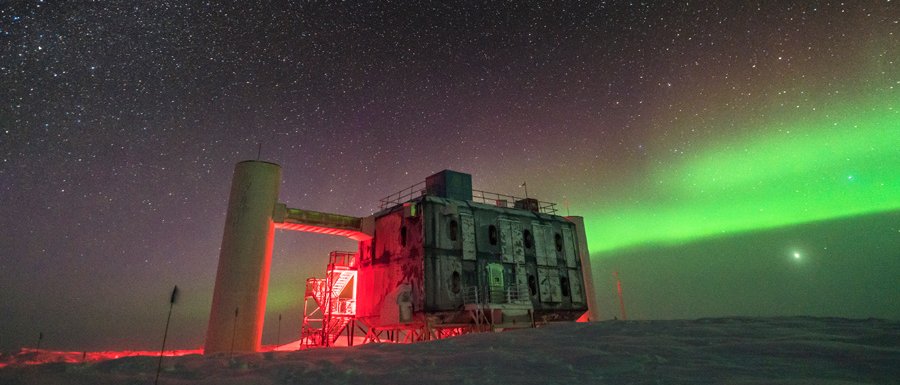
[300,251,358,347]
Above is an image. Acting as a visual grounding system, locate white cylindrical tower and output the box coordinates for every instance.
[567,216,599,321]
[204,160,281,354]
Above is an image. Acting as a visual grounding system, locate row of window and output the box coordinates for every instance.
[447,270,572,300]
[446,219,564,252]
[400,219,566,254]
[526,275,571,298]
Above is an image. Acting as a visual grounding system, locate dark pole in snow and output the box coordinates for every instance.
[229,307,239,360]
[615,272,627,320]
[276,314,282,350]
[155,285,178,385]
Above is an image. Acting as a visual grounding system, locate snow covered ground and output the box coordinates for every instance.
[1,317,897,385]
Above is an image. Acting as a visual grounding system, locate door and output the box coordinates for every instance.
[487,263,505,303]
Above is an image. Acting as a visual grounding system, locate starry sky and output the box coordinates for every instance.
[1,1,898,352]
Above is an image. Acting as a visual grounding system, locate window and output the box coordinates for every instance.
[528,274,537,296]
[488,225,498,245]
[555,232,563,252]
[523,229,533,249]
[560,276,570,297]
[451,271,461,294]
[400,226,407,247]
[448,220,459,241]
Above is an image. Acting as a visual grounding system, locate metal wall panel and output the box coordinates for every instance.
[434,254,463,308]
[436,205,458,251]
[562,226,577,268]
[499,218,525,264]
[460,213,476,261]
[511,221,525,263]
[499,219,513,263]
[568,270,584,304]
[533,223,547,266]
[545,226,558,267]
[358,209,425,321]
[538,267,561,303]
[534,224,558,267]
[515,264,528,301]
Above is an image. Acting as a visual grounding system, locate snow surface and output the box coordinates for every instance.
[1,317,897,385]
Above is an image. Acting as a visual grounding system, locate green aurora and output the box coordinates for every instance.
[584,99,900,256]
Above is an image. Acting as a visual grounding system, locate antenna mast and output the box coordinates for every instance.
[615,271,627,320]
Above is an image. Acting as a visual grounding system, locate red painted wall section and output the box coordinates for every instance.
[356,237,374,317]
[356,209,425,325]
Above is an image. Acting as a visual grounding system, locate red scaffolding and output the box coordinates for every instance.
[300,251,358,347]
[299,251,534,349]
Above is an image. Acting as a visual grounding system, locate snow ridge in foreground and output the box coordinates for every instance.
[1,317,898,385]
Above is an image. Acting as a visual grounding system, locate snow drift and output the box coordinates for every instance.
[1,317,897,385]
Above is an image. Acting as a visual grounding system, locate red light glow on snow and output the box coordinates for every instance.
[0,348,203,368]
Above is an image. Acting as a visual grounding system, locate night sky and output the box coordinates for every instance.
[1,2,897,352]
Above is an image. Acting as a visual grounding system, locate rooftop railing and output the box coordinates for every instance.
[378,181,426,210]
[471,189,558,215]
[378,183,558,215]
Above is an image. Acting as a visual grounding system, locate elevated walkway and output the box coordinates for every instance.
[273,204,372,240]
